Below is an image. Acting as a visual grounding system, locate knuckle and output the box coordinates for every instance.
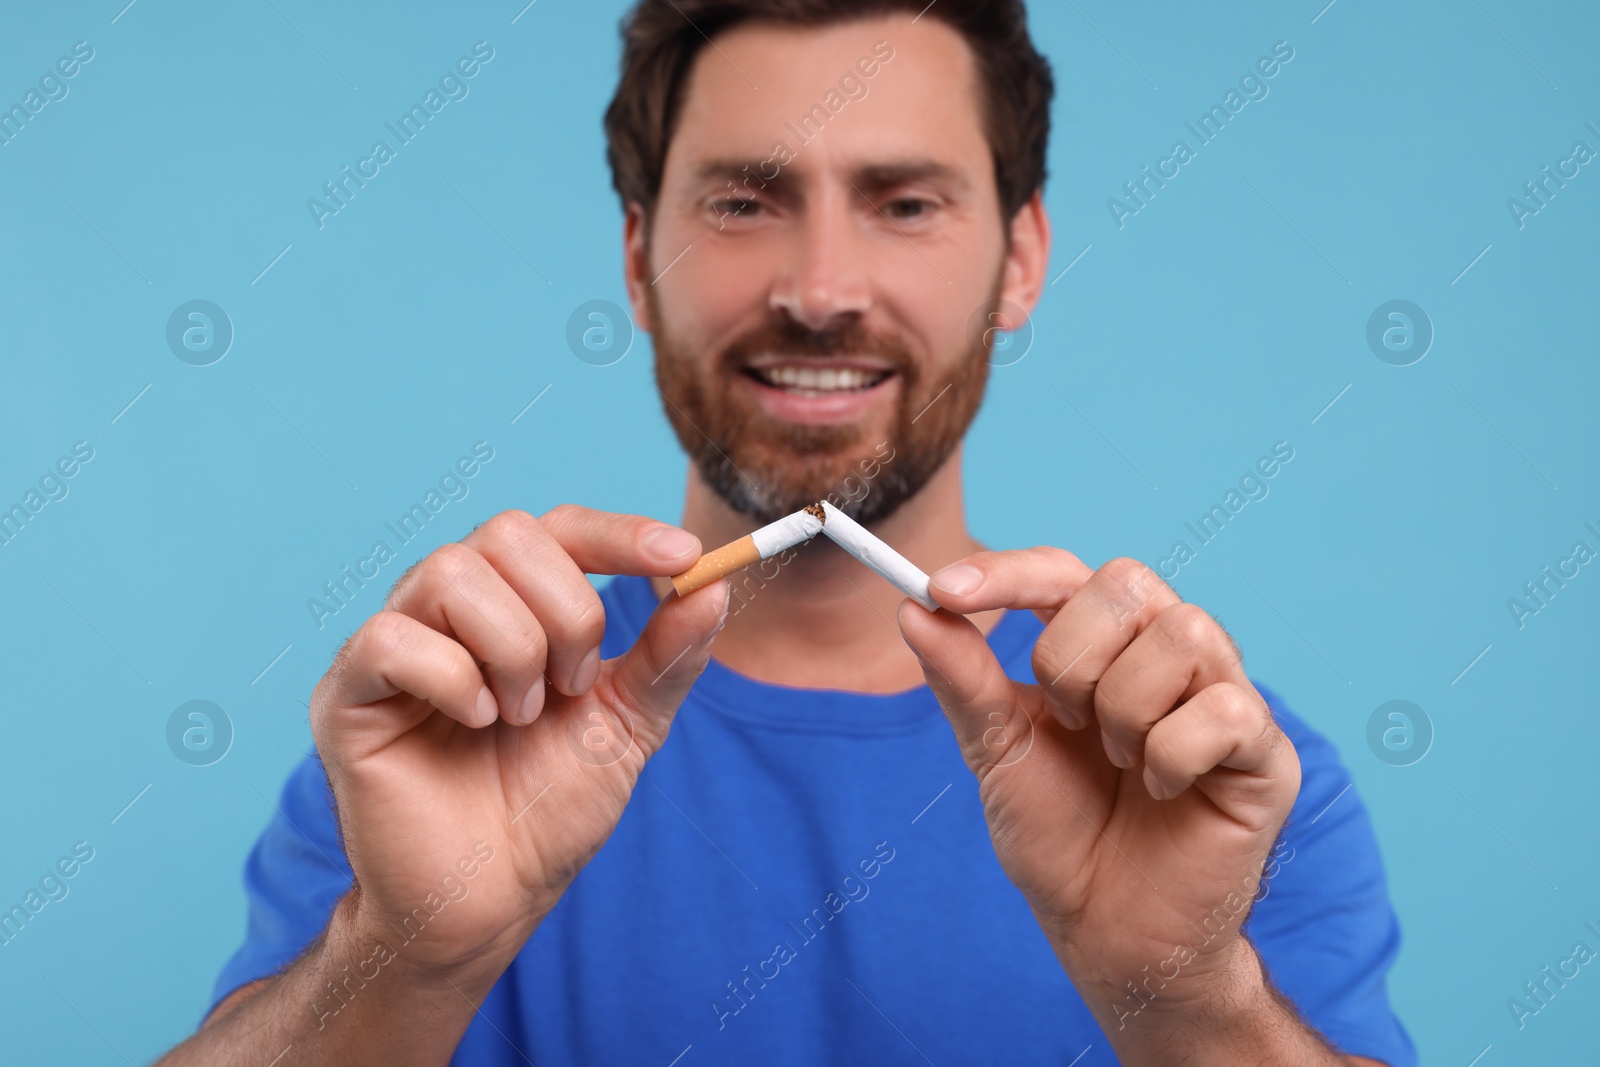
[334,615,409,700]
[559,593,607,650]
[536,503,582,532]
[1099,556,1160,610]
[1027,545,1075,570]
[1100,556,1150,589]
[1090,670,1127,725]
[486,508,544,549]
[1213,682,1266,736]
[1030,632,1074,693]
[1161,601,1216,652]
[359,609,413,662]
[1026,545,1086,593]
[428,541,482,587]
[510,618,550,671]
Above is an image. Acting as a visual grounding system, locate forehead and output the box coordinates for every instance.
[664,14,989,183]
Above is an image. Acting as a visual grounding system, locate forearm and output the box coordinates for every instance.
[1051,931,1348,1066]
[158,891,521,1067]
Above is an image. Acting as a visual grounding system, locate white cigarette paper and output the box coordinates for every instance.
[818,500,939,612]
[750,507,823,556]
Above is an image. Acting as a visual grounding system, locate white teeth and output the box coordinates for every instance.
[757,366,884,392]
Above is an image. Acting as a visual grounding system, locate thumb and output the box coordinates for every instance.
[898,600,1038,779]
[604,579,730,749]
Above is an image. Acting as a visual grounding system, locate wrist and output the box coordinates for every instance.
[1042,919,1267,1033]
[1127,934,1267,1024]
[336,887,541,1003]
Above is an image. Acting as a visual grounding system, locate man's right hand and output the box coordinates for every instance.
[311,504,727,989]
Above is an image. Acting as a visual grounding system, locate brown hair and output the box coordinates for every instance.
[603,0,1054,227]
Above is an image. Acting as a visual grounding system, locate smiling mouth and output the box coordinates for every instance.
[742,364,895,396]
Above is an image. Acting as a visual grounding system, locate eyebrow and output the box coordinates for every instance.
[689,159,783,187]
[687,157,970,195]
[849,160,970,195]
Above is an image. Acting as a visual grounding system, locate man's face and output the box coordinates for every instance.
[635,14,1018,525]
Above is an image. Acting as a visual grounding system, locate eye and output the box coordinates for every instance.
[711,197,762,220]
[884,197,933,220]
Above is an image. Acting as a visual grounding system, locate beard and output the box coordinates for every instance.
[648,276,1002,527]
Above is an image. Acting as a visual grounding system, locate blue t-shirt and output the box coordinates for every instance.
[211,574,1416,1065]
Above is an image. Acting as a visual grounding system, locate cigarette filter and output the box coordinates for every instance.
[817,500,939,611]
[670,508,823,597]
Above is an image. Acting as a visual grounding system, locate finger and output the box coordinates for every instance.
[386,543,550,726]
[1028,557,1183,732]
[897,600,1040,778]
[1093,601,1246,769]
[1141,682,1298,821]
[463,507,700,697]
[604,578,730,747]
[314,610,494,761]
[534,504,702,576]
[927,547,1095,620]
[462,509,617,698]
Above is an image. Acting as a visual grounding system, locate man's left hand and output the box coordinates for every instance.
[898,550,1310,1050]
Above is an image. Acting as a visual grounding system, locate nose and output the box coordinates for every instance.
[768,184,871,332]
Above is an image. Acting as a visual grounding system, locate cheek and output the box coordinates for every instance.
[882,280,985,376]
[653,244,774,352]
[688,256,771,320]
[881,234,1005,369]
[654,275,745,363]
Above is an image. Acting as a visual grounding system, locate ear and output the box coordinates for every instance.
[998,190,1051,320]
[622,201,654,333]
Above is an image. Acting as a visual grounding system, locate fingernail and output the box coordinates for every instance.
[475,687,498,727]
[1102,730,1133,769]
[643,525,699,560]
[1143,767,1169,800]
[570,648,601,694]
[1051,700,1087,730]
[931,564,984,597]
[518,677,546,725]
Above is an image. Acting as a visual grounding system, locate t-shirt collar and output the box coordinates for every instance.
[604,574,1038,736]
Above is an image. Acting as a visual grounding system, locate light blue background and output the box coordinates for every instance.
[2,0,1596,1062]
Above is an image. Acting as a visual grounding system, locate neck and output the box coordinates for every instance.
[649,445,1004,693]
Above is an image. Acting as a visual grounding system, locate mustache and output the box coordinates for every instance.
[718,317,917,374]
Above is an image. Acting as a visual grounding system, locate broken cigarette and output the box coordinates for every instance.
[670,507,824,597]
[669,501,940,612]
[817,500,939,612]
